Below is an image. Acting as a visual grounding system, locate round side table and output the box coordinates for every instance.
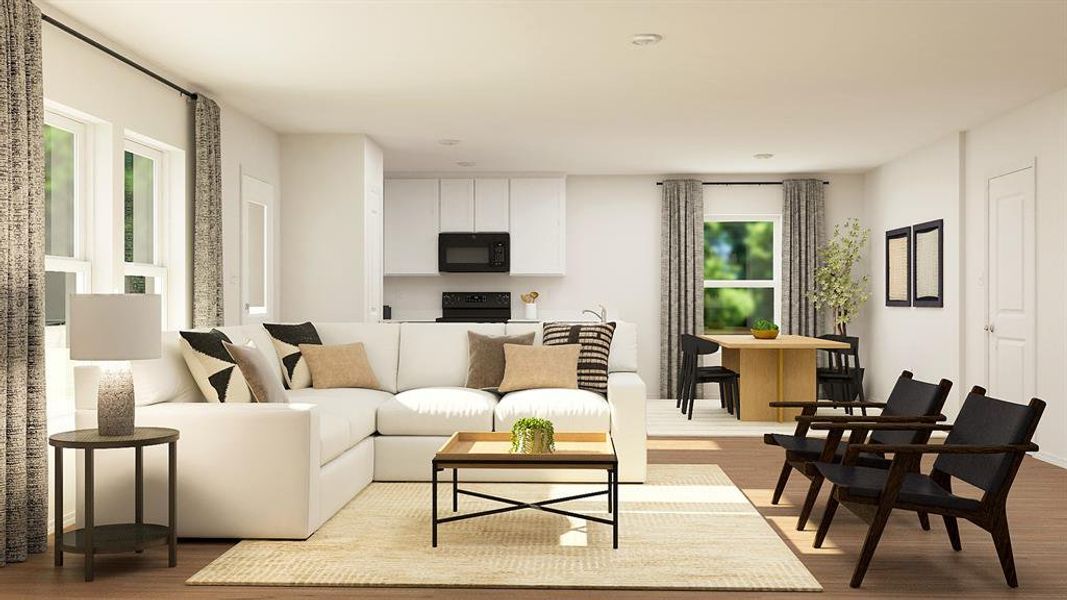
[49,427,179,581]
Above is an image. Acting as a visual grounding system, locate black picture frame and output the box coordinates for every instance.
[912,219,945,307]
[885,226,911,307]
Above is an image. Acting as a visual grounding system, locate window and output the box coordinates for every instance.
[44,110,92,424]
[122,139,168,325]
[703,216,781,332]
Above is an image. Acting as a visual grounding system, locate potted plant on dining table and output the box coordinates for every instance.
[750,319,780,340]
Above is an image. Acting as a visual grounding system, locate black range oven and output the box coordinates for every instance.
[438,232,509,273]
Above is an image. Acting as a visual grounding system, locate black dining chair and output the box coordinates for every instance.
[817,334,866,415]
[677,334,740,421]
[810,391,1045,588]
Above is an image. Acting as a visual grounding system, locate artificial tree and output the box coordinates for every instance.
[810,217,871,336]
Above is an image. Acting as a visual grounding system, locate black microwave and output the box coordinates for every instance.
[438,232,509,273]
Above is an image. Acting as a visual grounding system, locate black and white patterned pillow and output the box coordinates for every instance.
[542,322,616,395]
[178,329,253,403]
[263,322,322,389]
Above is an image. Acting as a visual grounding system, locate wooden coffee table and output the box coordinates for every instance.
[432,431,618,548]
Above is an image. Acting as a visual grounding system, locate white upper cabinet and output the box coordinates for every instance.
[384,179,439,275]
[438,179,475,232]
[474,178,510,232]
[509,178,566,276]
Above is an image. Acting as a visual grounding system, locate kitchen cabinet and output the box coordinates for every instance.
[384,179,439,275]
[474,178,510,232]
[439,179,475,232]
[509,178,566,276]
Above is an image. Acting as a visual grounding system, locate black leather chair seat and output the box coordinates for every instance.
[695,365,738,380]
[767,434,891,469]
[816,463,982,512]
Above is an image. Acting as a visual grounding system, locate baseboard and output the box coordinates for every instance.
[1033,451,1067,469]
[47,511,77,535]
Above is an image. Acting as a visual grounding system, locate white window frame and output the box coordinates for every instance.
[44,111,93,286]
[703,214,782,331]
[122,138,169,327]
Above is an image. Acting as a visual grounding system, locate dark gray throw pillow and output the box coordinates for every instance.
[542,322,616,395]
[465,331,536,390]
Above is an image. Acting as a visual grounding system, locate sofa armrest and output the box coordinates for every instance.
[608,372,647,483]
[74,401,321,539]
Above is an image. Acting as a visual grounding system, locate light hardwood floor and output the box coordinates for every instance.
[2,436,1065,599]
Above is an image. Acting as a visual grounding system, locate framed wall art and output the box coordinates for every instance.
[885,226,911,306]
[912,219,944,307]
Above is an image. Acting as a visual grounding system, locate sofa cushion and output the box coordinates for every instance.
[542,322,616,395]
[505,320,638,373]
[300,342,381,390]
[132,331,203,406]
[377,387,497,435]
[286,387,390,443]
[318,411,352,466]
[397,323,505,391]
[178,329,253,404]
[495,388,611,432]
[313,323,401,393]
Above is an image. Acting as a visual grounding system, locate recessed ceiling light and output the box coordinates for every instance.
[438,139,461,146]
[753,153,775,160]
[631,33,663,46]
[456,161,476,167]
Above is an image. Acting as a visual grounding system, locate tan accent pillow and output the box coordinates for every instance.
[465,331,536,390]
[299,342,381,390]
[498,343,580,393]
[223,341,287,403]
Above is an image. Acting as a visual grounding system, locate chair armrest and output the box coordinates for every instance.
[800,414,946,424]
[848,442,1039,457]
[607,372,646,483]
[811,422,952,431]
[769,401,887,409]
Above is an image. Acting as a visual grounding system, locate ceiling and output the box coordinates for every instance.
[47,1,1067,174]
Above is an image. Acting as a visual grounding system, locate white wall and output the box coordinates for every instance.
[861,87,1066,465]
[863,134,963,412]
[40,4,287,529]
[279,134,382,322]
[219,105,282,325]
[962,89,1067,465]
[384,172,867,396]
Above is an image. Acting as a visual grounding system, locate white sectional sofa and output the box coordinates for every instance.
[73,321,646,539]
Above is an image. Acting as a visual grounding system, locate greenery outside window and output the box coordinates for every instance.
[122,138,168,327]
[703,216,781,333]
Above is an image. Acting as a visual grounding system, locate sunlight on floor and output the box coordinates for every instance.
[647,439,722,450]
[538,482,752,505]
[744,487,798,509]
[558,516,588,547]
[764,515,844,555]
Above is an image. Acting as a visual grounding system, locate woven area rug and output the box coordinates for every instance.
[187,464,820,591]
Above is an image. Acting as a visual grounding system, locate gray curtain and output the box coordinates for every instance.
[781,179,825,336]
[660,180,704,399]
[192,96,223,327]
[0,0,48,566]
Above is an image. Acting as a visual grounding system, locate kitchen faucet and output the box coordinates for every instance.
[582,305,607,323]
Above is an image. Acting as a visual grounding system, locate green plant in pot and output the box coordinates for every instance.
[751,318,780,340]
[810,218,872,335]
[510,417,555,454]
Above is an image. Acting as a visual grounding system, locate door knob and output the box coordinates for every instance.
[989,323,995,333]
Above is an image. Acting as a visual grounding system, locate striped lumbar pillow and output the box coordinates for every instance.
[541,322,616,395]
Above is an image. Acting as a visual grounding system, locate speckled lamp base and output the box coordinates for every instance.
[98,363,135,436]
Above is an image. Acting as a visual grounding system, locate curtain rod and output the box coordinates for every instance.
[41,13,198,101]
[655,180,831,186]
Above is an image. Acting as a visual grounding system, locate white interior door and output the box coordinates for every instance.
[986,166,1035,403]
[241,174,274,324]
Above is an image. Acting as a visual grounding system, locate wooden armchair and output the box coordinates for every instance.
[810,392,1045,588]
[763,370,953,530]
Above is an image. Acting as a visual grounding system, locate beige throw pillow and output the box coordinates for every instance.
[498,343,581,393]
[223,341,288,403]
[466,331,536,390]
[299,342,381,390]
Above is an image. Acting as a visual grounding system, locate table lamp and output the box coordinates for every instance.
[69,294,162,436]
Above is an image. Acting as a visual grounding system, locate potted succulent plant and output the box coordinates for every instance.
[751,318,780,340]
[510,417,555,454]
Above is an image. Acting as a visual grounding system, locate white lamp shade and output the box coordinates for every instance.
[69,294,162,361]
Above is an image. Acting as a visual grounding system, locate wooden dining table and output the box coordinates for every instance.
[699,334,851,422]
